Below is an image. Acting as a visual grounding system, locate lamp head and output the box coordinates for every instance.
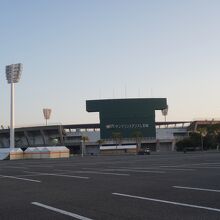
[162,105,168,116]
[43,108,52,120]
[6,63,22,83]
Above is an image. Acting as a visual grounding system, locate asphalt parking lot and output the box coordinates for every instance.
[0,152,220,220]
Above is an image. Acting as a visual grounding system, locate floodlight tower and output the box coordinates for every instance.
[43,108,52,126]
[161,105,168,122]
[5,63,22,149]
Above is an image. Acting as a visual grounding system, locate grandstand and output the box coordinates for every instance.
[0,121,190,155]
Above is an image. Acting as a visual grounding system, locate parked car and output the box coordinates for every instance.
[144,147,150,155]
[138,147,151,155]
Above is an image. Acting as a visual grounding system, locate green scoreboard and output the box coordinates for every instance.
[86,98,167,139]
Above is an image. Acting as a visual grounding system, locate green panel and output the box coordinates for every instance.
[86,98,167,139]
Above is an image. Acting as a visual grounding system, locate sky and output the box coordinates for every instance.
[1,0,220,127]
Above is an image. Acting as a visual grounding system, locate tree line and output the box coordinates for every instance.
[176,124,220,151]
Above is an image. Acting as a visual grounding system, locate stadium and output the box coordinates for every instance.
[1,97,217,156]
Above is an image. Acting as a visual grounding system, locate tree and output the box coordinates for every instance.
[176,132,201,151]
[176,123,220,151]
[176,138,193,151]
[97,139,104,146]
[112,132,122,148]
[132,130,143,154]
[207,124,220,149]
[97,139,104,152]
[197,127,207,151]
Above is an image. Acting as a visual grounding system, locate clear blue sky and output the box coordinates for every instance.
[1,0,220,126]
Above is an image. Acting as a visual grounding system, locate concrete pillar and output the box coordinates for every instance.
[40,129,46,145]
[171,139,176,151]
[58,126,64,145]
[156,139,160,152]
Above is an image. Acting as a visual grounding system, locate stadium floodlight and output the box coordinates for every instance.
[5,63,23,149]
[43,108,52,126]
[161,105,168,122]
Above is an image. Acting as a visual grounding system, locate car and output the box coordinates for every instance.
[138,147,151,155]
[144,148,150,155]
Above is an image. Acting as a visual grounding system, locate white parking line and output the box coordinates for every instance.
[3,166,28,169]
[173,186,220,193]
[55,169,130,176]
[157,168,196,171]
[186,162,220,166]
[27,165,54,168]
[118,166,196,171]
[0,174,41,183]
[100,168,166,174]
[162,166,220,169]
[161,162,220,168]
[112,193,220,213]
[160,165,189,168]
[24,171,90,179]
[18,174,51,177]
[32,202,93,220]
[190,167,220,169]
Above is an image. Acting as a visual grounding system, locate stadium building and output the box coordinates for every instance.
[0,98,207,155]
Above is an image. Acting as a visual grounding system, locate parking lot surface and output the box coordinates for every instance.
[0,152,220,220]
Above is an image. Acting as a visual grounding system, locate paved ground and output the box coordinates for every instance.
[0,152,220,220]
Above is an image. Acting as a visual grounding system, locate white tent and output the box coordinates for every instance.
[39,147,50,159]
[23,146,70,159]
[47,147,60,158]
[58,146,70,158]
[31,147,42,159]
[24,147,35,159]
[10,148,23,160]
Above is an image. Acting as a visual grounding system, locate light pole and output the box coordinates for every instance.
[5,63,22,149]
[162,105,168,123]
[201,130,207,151]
